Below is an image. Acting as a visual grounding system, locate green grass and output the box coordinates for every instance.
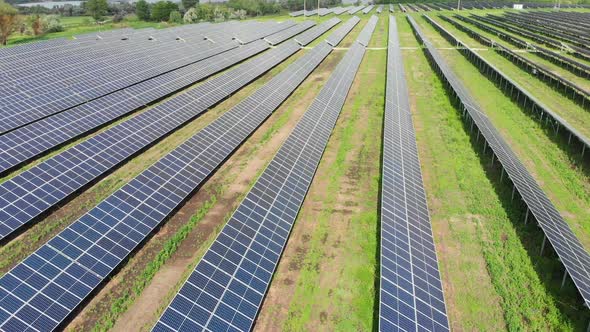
[281,24,385,330]
[404,13,588,330]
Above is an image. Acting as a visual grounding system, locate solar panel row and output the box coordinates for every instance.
[154,33,369,332]
[390,4,394,12]
[407,14,590,309]
[0,22,283,134]
[325,16,361,46]
[0,39,306,332]
[362,5,375,13]
[377,5,384,13]
[332,7,349,15]
[357,15,379,46]
[423,15,590,171]
[265,21,316,46]
[348,5,365,14]
[235,21,296,44]
[294,17,341,46]
[0,40,299,242]
[0,40,238,134]
[0,40,270,175]
[0,23,225,86]
[379,17,449,332]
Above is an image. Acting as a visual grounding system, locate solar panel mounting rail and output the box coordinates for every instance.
[408,14,590,310]
[380,16,449,332]
[153,20,374,332]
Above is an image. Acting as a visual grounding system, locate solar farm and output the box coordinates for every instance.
[0,2,590,331]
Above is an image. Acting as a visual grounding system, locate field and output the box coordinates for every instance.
[0,4,589,332]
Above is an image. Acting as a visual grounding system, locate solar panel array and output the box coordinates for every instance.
[234,21,296,44]
[377,5,384,13]
[289,10,303,17]
[294,17,341,46]
[0,40,302,242]
[0,39,308,332]
[423,15,590,164]
[332,7,349,15]
[357,15,379,47]
[0,41,244,175]
[348,5,365,14]
[379,17,449,332]
[362,5,375,13]
[154,28,370,332]
[0,21,291,135]
[408,14,590,309]
[326,16,361,46]
[0,24,242,134]
[265,21,316,45]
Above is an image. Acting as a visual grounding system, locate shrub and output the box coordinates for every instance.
[42,15,63,33]
[169,10,182,23]
[183,7,198,23]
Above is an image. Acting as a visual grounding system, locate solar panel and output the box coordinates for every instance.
[390,4,394,12]
[424,15,590,169]
[357,15,379,47]
[294,17,341,46]
[0,23,270,134]
[0,36,322,332]
[348,5,364,14]
[289,10,304,17]
[325,16,361,46]
[0,40,278,176]
[377,5,384,13]
[0,41,304,242]
[0,39,233,133]
[154,40,369,332]
[362,5,375,13]
[265,21,316,45]
[379,17,449,332]
[234,21,296,44]
[408,14,590,310]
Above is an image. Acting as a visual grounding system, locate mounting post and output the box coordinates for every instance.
[540,235,546,256]
[524,209,529,225]
[561,270,568,290]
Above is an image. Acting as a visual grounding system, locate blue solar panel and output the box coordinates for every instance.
[0,40,307,332]
[153,34,370,332]
[379,17,449,332]
[0,41,242,175]
[0,41,304,242]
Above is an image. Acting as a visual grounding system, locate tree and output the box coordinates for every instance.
[183,7,198,23]
[151,1,178,22]
[169,10,182,23]
[29,13,42,35]
[136,0,150,21]
[181,0,198,11]
[0,0,18,45]
[85,0,108,20]
[43,15,64,32]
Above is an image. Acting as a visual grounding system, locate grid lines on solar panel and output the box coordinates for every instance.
[265,21,316,45]
[0,41,306,242]
[357,15,379,46]
[407,14,590,310]
[325,16,361,47]
[379,17,449,332]
[0,38,235,134]
[0,39,313,332]
[153,41,368,332]
[0,21,280,134]
[0,40,255,175]
[294,17,341,46]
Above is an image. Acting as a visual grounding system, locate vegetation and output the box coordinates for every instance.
[135,0,149,21]
[0,0,18,45]
[84,0,108,20]
[150,0,178,22]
